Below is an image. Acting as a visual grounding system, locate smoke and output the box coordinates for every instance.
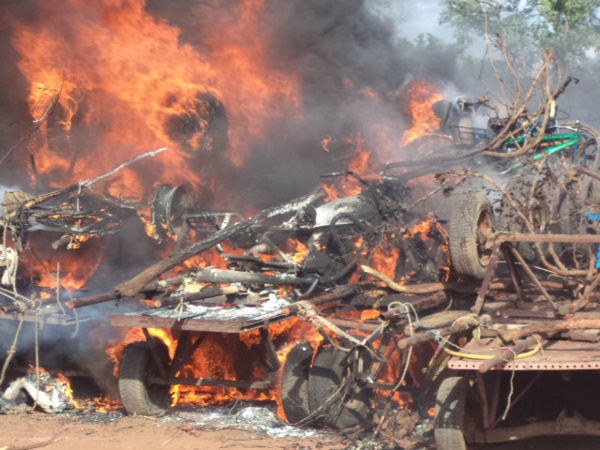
[145,0,449,207]
[0,0,463,388]
[0,0,462,209]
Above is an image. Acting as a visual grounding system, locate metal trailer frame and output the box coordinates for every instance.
[438,233,600,445]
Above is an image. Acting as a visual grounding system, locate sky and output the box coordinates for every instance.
[378,1,452,40]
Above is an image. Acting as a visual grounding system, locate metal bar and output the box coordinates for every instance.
[259,328,281,373]
[473,241,503,316]
[501,244,526,305]
[506,245,558,313]
[168,331,207,377]
[148,376,272,390]
[488,371,501,428]
[475,372,491,430]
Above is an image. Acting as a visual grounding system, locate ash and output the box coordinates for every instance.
[166,404,323,439]
[2,372,76,413]
[149,294,289,321]
[79,410,127,424]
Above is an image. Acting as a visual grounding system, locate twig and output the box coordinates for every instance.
[77,147,168,190]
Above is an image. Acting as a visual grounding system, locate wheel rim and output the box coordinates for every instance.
[476,209,494,266]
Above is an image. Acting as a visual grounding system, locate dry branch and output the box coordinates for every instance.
[498,319,600,343]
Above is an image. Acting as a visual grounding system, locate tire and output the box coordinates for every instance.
[434,376,469,450]
[449,193,495,280]
[557,121,600,171]
[557,177,600,266]
[497,177,550,263]
[307,345,372,430]
[118,339,171,416]
[275,341,314,424]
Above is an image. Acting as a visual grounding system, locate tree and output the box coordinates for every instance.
[440,0,600,67]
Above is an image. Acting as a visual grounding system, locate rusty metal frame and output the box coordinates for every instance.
[473,233,600,315]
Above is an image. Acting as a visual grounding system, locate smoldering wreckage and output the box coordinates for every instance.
[3,39,600,450]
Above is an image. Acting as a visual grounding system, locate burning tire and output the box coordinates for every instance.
[118,339,171,416]
[449,193,495,280]
[275,341,314,424]
[434,376,469,450]
[307,345,372,430]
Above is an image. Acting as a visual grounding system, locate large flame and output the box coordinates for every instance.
[11,0,300,198]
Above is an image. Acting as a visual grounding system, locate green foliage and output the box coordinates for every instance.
[440,0,600,66]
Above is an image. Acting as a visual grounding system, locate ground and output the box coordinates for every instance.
[0,411,348,450]
[3,408,600,450]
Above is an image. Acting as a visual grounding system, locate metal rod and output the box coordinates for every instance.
[502,244,526,305]
[473,241,503,316]
[168,331,207,378]
[506,245,558,313]
[492,372,542,428]
[149,376,272,390]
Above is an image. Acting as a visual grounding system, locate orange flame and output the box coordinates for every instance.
[401,80,444,145]
[11,0,301,198]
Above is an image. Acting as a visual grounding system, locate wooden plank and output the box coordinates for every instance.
[109,312,291,333]
[109,314,253,333]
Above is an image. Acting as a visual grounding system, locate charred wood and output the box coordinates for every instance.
[153,285,241,308]
[281,284,360,316]
[478,335,542,373]
[116,190,323,297]
[497,318,600,343]
[67,292,123,309]
[397,321,474,349]
[379,291,449,321]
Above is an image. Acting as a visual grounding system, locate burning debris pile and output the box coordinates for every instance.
[3,1,600,448]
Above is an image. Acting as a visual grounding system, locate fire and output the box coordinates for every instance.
[291,241,309,265]
[369,246,401,280]
[10,0,300,199]
[107,318,323,409]
[319,133,382,202]
[24,232,106,292]
[401,80,444,145]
